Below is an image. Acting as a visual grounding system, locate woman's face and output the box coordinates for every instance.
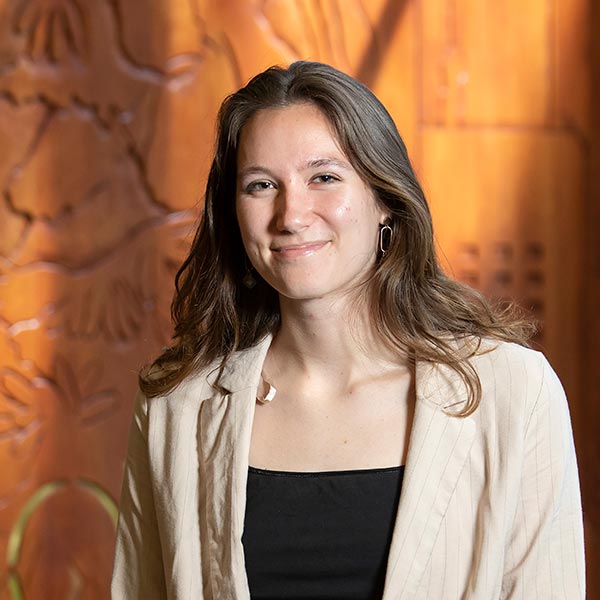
[235,102,388,304]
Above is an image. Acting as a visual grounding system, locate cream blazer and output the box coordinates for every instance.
[111,338,585,599]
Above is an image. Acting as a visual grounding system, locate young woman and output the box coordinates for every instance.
[111,62,585,599]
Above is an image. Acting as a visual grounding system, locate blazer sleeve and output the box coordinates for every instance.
[111,391,167,599]
[501,355,585,599]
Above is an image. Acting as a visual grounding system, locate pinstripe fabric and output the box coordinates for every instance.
[111,338,585,599]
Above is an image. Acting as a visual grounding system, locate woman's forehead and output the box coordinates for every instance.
[237,103,346,164]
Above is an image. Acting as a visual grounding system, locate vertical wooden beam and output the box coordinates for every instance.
[583,1,600,596]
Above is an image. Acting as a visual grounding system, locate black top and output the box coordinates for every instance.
[242,464,405,600]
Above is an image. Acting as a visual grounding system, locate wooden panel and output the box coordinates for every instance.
[422,128,584,428]
[421,0,551,126]
[555,0,590,132]
[364,0,419,160]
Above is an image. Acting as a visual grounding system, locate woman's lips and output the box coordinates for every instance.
[272,241,329,258]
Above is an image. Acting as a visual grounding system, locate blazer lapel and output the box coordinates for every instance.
[196,337,271,599]
[382,360,477,599]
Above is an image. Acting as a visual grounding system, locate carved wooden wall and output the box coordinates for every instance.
[0,1,595,598]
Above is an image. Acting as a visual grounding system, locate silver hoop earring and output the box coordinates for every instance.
[378,224,393,255]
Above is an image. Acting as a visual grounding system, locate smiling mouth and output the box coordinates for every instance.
[272,241,329,258]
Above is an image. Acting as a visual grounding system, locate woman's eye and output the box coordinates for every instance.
[313,174,339,184]
[246,181,274,192]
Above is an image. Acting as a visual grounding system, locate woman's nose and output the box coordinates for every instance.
[274,185,312,233]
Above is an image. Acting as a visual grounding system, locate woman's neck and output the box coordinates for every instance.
[264,295,408,394]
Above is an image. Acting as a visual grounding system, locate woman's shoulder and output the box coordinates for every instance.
[474,337,541,364]
[142,335,272,406]
[473,338,558,386]
[146,361,221,404]
[470,338,568,426]
[430,336,556,395]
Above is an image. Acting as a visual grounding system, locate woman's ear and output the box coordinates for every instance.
[379,213,392,226]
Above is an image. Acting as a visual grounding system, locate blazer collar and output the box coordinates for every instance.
[217,335,273,394]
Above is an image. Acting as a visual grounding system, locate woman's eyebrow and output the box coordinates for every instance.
[237,166,275,180]
[237,157,352,180]
[304,157,352,171]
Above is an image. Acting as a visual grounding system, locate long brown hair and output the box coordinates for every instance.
[140,61,534,415]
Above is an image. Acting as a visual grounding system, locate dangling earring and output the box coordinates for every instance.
[243,257,257,289]
[378,222,394,255]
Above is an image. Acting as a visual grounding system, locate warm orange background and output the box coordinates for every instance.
[0,1,598,598]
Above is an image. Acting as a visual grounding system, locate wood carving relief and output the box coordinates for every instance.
[0,1,413,596]
[0,0,593,597]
